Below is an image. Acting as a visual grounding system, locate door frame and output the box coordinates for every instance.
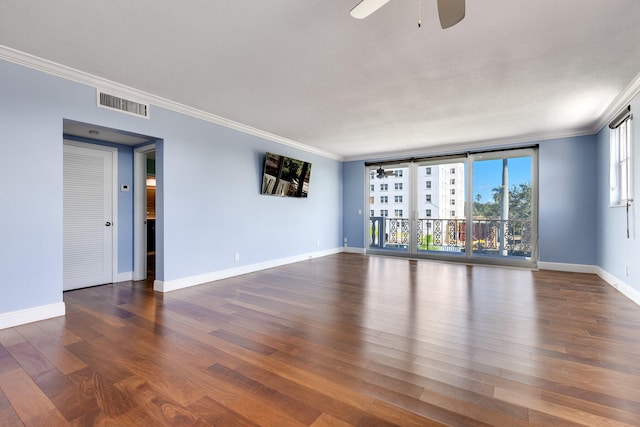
[133,144,155,281]
[364,148,539,268]
[63,140,118,288]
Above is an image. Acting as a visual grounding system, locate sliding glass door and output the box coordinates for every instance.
[366,148,537,267]
[415,158,466,257]
[470,150,536,263]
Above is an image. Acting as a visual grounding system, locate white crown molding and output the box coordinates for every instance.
[0,45,342,161]
[343,128,596,162]
[592,70,640,134]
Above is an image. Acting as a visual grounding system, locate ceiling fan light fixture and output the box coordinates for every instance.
[350,0,391,19]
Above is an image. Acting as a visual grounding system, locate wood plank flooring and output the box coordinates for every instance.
[1,253,640,426]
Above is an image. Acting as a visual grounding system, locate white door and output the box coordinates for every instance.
[63,142,115,290]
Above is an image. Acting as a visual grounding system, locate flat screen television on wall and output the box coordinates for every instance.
[261,152,312,198]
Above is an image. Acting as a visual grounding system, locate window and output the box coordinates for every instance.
[396,170,404,177]
[450,168,456,174]
[395,195,403,203]
[370,184,374,192]
[610,108,632,206]
[380,210,388,217]
[370,171,375,180]
[395,183,403,190]
[425,167,432,176]
[395,209,403,217]
[426,181,432,189]
[425,194,431,203]
[380,183,388,191]
[450,210,456,217]
[369,196,374,204]
[370,210,374,217]
[450,199,456,205]
[450,189,455,195]
[380,196,388,204]
[426,209,432,217]
[450,178,455,185]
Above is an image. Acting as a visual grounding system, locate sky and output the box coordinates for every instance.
[471,156,531,203]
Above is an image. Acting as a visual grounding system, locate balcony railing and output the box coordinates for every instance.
[369,217,532,257]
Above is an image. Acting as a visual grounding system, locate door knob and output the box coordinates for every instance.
[105,221,112,227]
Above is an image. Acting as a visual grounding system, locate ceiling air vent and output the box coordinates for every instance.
[97,90,149,118]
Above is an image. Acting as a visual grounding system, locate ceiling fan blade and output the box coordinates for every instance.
[437,0,465,29]
[350,0,391,19]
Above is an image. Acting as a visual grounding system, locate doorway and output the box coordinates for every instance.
[63,119,159,287]
[133,145,157,282]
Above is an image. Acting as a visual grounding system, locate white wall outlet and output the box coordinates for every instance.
[120,184,130,192]
[234,252,240,262]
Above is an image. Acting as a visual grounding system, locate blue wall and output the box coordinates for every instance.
[596,92,640,294]
[0,58,343,315]
[343,160,366,249]
[538,136,598,264]
[342,135,600,266]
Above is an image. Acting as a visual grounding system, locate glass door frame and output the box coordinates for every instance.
[467,148,538,268]
[364,147,538,268]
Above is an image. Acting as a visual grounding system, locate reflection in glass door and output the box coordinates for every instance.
[415,159,466,257]
[470,150,536,263]
[367,164,411,254]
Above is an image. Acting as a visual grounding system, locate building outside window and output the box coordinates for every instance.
[395,183,403,190]
[395,195,403,203]
[426,181,432,189]
[380,196,388,204]
[426,194,431,202]
[425,167,431,176]
[426,209,432,217]
[380,183,388,191]
[381,209,388,217]
[395,209,403,217]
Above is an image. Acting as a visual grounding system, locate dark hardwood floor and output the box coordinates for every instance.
[1,253,640,426]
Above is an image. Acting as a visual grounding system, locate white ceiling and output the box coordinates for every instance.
[2,1,640,159]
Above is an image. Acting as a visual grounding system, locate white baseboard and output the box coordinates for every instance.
[596,267,640,306]
[154,247,344,292]
[0,302,66,330]
[539,261,640,307]
[342,246,366,254]
[538,261,599,274]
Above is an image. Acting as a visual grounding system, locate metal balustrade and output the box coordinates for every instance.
[369,217,532,257]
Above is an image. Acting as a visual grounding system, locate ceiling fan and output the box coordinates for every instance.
[350,0,465,29]
[376,167,396,179]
